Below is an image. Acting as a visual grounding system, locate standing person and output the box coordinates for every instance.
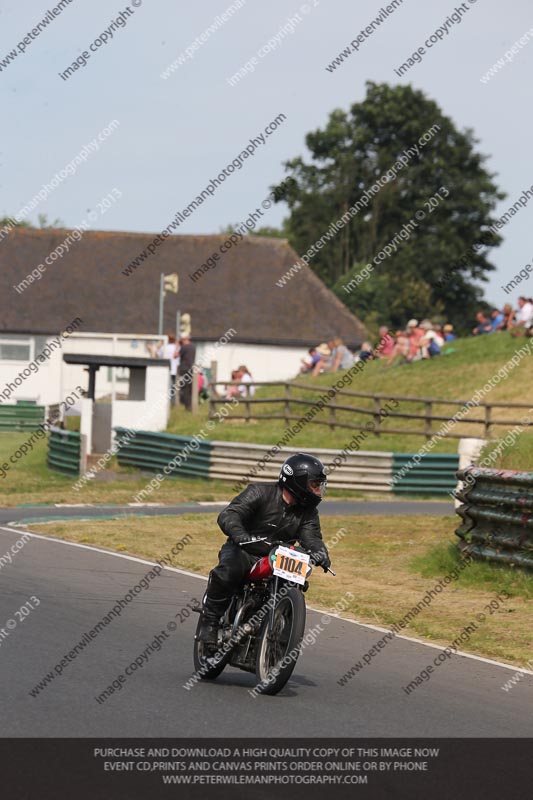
[160,333,180,400]
[177,335,196,410]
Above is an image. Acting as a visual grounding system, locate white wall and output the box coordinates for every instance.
[196,342,307,384]
[0,332,161,407]
[0,332,309,408]
[111,366,170,433]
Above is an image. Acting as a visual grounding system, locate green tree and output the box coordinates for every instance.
[273,82,505,329]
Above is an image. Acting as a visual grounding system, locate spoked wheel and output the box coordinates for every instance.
[255,586,306,695]
[193,617,231,680]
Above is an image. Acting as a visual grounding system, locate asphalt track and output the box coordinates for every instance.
[0,499,454,526]
[1,523,532,737]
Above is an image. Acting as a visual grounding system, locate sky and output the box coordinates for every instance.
[1,0,532,308]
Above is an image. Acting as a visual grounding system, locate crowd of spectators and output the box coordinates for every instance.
[298,296,531,375]
[472,297,533,336]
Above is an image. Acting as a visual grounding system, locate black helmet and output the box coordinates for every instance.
[278,453,327,508]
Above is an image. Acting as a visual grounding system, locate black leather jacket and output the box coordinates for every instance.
[217,483,328,559]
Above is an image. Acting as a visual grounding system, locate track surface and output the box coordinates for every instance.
[0,499,454,525]
[1,525,532,737]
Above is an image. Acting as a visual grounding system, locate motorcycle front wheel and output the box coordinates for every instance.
[193,618,231,680]
[254,586,305,696]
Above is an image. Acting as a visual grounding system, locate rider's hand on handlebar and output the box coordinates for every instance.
[310,550,331,572]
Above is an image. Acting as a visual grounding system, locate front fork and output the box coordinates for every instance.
[267,576,281,635]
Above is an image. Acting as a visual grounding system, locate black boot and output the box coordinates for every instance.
[197,597,230,645]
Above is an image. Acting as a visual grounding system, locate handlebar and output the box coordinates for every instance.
[238,536,269,547]
[239,537,335,575]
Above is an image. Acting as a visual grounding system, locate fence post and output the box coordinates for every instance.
[425,401,433,440]
[284,384,291,427]
[329,402,336,431]
[374,397,381,437]
[484,405,491,438]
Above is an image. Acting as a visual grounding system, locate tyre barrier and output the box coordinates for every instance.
[455,466,533,568]
[47,426,85,476]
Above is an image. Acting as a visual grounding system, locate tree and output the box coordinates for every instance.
[0,213,63,230]
[273,82,505,329]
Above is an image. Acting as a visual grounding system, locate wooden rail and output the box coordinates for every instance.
[208,381,532,440]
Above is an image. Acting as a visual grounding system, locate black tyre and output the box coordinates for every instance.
[254,586,306,695]
[192,617,231,680]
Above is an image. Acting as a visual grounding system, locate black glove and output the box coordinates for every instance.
[311,550,331,571]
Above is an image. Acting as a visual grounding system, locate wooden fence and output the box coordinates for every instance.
[209,380,532,440]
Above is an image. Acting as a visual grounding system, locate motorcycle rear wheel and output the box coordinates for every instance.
[254,586,305,695]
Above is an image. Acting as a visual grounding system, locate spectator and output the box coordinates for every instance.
[225,369,242,400]
[472,312,492,335]
[300,347,321,374]
[356,341,374,362]
[312,340,335,375]
[499,303,515,331]
[419,320,443,358]
[375,326,394,358]
[406,319,425,361]
[177,335,196,410]
[510,296,533,335]
[490,308,505,332]
[148,332,180,400]
[238,365,255,397]
[387,330,410,367]
[443,324,456,342]
[329,337,355,372]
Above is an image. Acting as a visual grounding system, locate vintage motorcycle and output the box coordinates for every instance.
[193,538,334,695]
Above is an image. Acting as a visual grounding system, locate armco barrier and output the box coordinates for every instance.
[209,441,393,492]
[112,429,460,495]
[47,426,86,476]
[114,427,212,478]
[455,466,533,568]
[391,453,460,496]
[0,403,45,431]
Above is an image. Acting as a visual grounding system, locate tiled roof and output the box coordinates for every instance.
[0,228,367,346]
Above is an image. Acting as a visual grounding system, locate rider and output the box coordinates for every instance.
[198,453,332,643]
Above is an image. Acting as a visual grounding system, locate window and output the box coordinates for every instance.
[0,339,32,361]
[107,367,129,382]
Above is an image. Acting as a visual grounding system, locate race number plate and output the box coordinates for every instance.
[273,546,310,586]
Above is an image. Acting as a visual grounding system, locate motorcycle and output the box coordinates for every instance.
[193,538,335,695]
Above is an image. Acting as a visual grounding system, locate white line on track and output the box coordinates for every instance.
[1,524,532,677]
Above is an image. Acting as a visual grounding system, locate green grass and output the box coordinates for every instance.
[169,332,533,455]
[411,541,533,600]
[1,332,530,506]
[478,429,533,472]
